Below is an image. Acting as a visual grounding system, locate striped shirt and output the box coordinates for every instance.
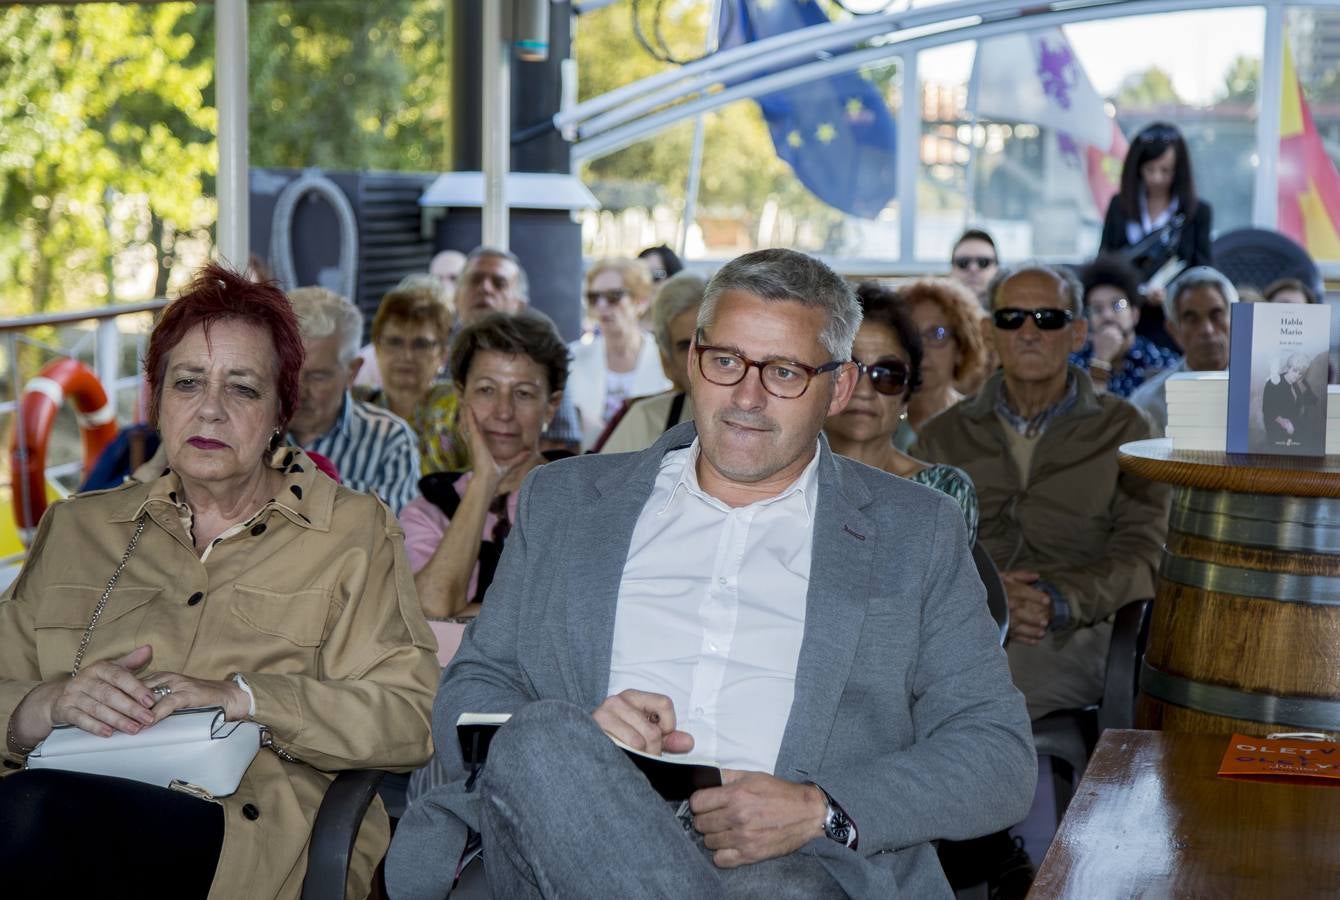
[290,393,420,515]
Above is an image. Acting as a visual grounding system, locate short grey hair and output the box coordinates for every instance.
[287,286,363,366]
[985,262,1085,318]
[652,272,707,358]
[464,245,529,300]
[698,249,861,359]
[395,272,452,304]
[1165,265,1239,321]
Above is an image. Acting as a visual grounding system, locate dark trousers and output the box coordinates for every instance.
[0,769,224,899]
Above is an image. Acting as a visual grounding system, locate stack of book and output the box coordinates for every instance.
[1166,371,1228,452]
[1166,371,1340,453]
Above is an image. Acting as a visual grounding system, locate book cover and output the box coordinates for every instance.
[1226,303,1331,456]
[456,712,723,802]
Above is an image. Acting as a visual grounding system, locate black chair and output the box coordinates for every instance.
[1030,598,1153,822]
[1210,228,1323,299]
[971,541,1009,647]
[303,769,386,900]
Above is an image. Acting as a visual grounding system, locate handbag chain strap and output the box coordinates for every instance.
[71,516,148,677]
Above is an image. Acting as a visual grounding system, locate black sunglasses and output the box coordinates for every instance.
[993,307,1074,331]
[852,357,911,396]
[953,255,996,271]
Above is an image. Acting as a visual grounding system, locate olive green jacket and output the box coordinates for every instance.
[0,449,440,900]
[913,368,1169,716]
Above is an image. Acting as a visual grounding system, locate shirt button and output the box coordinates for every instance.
[242,803,260,821]
[717,577,727,585]
[250,523,267,536]
[693,707,704,717]
[187,592,204,607]
[708,642,718,652]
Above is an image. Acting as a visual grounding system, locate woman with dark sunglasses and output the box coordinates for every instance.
[1099,121,1213,351]
[825,283,979,542]
[903,277,991,438]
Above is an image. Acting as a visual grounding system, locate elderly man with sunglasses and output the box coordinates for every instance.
[913,263,1169,721]
[388,248,1035,900]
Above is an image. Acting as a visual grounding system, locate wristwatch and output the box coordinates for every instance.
[808,782,858,850]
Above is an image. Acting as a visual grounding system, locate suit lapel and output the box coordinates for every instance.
[774,446,875,779]
[564,422,698,708]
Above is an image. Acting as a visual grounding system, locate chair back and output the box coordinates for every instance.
[1210,228,1322,299]
[971,541,1009,646]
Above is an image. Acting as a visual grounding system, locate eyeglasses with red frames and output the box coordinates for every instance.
[851,356,911,397]
[694,338,845,399]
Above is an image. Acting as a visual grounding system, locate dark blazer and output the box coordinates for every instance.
[386,421,1036,900]
[1100,196,1214,270]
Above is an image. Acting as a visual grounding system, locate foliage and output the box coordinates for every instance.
[0,3,214,315]
[1114,67,1183,110]
[1219,55,1260,105]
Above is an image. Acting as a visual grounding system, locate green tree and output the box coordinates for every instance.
[1115,67,1182,110]
[1219,55,1259,105]
[0,4,214,315]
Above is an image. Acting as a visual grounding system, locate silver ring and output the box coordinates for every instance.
[152,684,172,698]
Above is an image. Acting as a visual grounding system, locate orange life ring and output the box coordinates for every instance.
[9,358,118,536]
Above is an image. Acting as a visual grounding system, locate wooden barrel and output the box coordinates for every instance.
[1118,440,1340,740]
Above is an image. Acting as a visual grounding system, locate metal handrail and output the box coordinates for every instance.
[0,300,167,334]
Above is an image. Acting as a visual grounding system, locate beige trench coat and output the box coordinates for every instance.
[0,448,440,899]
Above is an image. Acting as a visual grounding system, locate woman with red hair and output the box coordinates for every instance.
[0,263,438,900]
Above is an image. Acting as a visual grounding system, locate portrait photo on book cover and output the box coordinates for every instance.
[1252,349,1327,455]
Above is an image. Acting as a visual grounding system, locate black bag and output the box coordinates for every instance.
[1123,212,1186,281]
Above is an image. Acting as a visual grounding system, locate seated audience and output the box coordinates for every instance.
[358,281,460,474]
[400,309,568,621]
[903,277,990,444]
[1070,255,1181,398]
[0,264,438,900]
[825,282,979,542]
[430,248,467,294]
[949,227,1000,306]
[597,271,705,453]
[569,258,673,448]
[1128,266,1239,436]
[913,263,1169,721]
[449,247,583,458]
[1263,277,1319,305]
[638,243,684,284]
[286,286,420,514]
[388,248,1034,900]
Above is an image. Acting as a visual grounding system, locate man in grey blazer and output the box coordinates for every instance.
[387,249,1035,899]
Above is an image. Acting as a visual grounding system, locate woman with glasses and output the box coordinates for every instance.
[568,258,673,449]
[401,310,569,623]
[1071,255,1181,398]
[902,278,990,444]
[825,283,979,542]
[1100,121,1213,350]
[359,279,463,473]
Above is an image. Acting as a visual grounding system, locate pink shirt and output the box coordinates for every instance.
[399,471,522,606]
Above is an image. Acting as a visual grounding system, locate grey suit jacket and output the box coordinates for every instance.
[387,422,1035,899]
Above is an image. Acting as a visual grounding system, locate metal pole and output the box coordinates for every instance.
[896,50,920,263]
[8,333,32,537]
[216,0,249,269]
[963,46,983,224]
[95,319,120,419]
[678,0,722,257]
[1253,0,1284,230]
[482,0,510,248]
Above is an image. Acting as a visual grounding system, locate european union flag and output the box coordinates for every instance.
[717,0,897,219]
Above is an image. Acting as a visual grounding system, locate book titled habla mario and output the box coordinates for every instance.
[1227,303,1331,456]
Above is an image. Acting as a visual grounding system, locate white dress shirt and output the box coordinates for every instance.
[606,439,819,774]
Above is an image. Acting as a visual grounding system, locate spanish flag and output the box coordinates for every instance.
[1278,40,1340,259]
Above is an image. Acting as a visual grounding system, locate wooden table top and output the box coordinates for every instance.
[1030,729,1340,899]
[1118,438,1340,497]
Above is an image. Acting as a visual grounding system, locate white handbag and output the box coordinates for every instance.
[23,515,263,799]
[26,706,261,798]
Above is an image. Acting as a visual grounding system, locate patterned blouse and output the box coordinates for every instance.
[1070,335,1182,399]
[909,463,979,545]
[357,381,466,475]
